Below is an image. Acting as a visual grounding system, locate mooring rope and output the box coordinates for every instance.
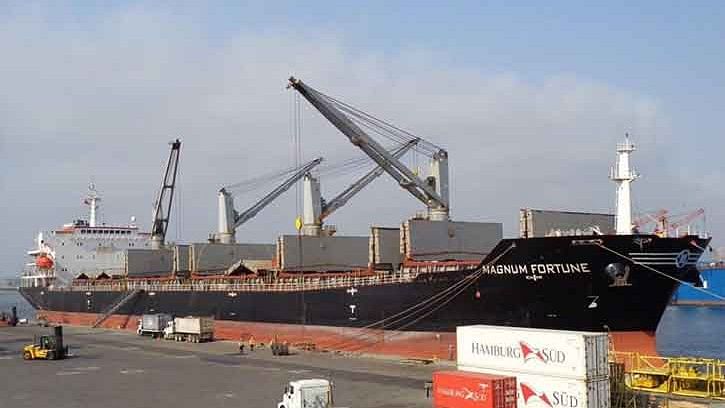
[596,243,725,301]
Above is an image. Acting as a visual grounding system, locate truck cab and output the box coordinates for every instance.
[137,313,172,338]
[277,379,332,408]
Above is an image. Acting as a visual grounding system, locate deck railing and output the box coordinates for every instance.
[61,270,429,293]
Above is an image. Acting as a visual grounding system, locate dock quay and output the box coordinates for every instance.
[0,324,441,408]
[3,323,725,408]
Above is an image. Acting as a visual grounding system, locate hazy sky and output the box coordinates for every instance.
[1,1,724,276]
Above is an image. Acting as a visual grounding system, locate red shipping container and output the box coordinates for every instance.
[433,370,517,408]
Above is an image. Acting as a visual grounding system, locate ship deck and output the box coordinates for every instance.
[0,324,442,408]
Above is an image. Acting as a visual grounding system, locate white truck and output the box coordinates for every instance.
[163,316,214,343]
[137,313,172,338]
[277,379,333,408]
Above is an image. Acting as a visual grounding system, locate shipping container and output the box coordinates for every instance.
[433,370,517,408]
[190,243,275,274]
[459,366,610,408]
[519,209,615,238]
[277,235,369,272]
[369,226,401,268]
[457,325,609,380]
[125,249,174,277]
[401,219,502,261]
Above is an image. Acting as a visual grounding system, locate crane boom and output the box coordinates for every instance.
[287,77,449,220]
[234,157,323,228]
[150,139,182,249]
[320,139,419,221]
[215,157,323,243]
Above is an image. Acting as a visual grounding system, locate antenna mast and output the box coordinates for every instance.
[610,134,638,235]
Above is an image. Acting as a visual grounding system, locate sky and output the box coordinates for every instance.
[1,1,724,276]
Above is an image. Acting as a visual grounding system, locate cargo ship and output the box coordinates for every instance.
[18,78,710,359]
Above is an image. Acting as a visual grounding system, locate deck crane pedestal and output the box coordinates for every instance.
[215,157,323,244]
[288,76,451,221]
[150,139,182,250]
[301,139,419,236]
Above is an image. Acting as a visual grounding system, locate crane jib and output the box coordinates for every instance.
[287,77,449,214]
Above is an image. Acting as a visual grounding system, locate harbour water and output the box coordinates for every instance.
[1,290,723,359]
[0,290,36,321]
[657,305,725,359]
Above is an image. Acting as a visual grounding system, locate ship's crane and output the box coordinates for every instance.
[215,157,323,244]
[301,139,419,236]
[322,138,419,221]
[288,77,451,221]
[150,139,182,250]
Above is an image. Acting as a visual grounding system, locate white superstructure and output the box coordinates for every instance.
[610,134,638,235]
[21,186,150,288]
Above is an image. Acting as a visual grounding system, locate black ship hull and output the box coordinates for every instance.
[20,234,708,335]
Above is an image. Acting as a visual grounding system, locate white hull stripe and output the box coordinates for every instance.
[629,255,699,259]
[629,252,700,256]
[630,261,698,266]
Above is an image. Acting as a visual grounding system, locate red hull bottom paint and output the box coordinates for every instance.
[609,331,658,355]
[37,311,659,360]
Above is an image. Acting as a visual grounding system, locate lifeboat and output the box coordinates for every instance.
[36,254,54,269]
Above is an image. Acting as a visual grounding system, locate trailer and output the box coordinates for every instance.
[163,316,214,343]
[137,313,172,338]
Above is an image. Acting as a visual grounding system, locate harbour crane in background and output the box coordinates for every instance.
[667,208,705,237]
[214,157,323,244]
[632,209,668,233]
[288,76,451,222]
[150,139,182,250]
[301,139,419,236]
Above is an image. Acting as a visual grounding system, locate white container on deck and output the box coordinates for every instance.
[459,366,611,408]
[457,325,609,380]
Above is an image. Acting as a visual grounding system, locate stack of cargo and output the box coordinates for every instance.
[457,325,610,408]
[400,219,502,261]
[189,243,275,275]
[276,235,369,272]
[125,248,174,277]
[519,209,615,238]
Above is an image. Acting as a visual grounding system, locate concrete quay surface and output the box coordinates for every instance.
[0,325,444,408]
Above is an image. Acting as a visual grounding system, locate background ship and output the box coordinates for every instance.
[19,78,711,359]
[672,263,725,306]
[623,205,724,307]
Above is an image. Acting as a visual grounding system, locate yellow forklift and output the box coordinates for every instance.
[23,326,69,360]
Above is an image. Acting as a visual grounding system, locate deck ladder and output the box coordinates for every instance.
[92,289,143,328]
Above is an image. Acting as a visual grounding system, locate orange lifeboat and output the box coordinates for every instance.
[36,255,54,269]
